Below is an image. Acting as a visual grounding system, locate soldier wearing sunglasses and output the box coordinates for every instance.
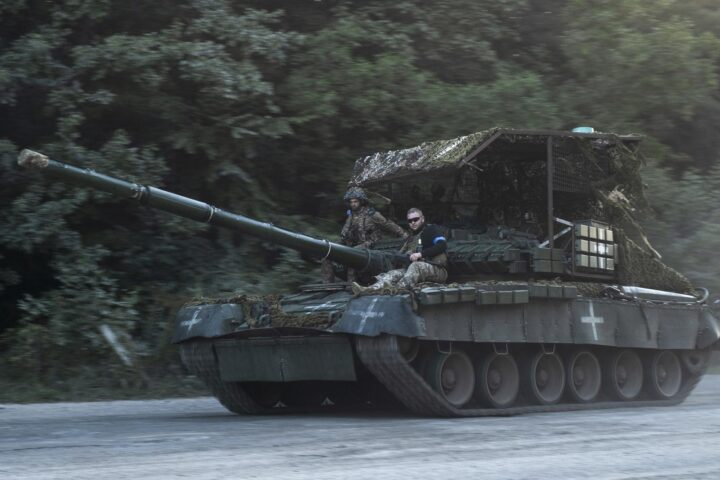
[354,207,448,292]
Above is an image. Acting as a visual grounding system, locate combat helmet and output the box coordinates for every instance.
[343,186,368,204]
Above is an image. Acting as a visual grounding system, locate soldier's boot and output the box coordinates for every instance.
[351,282,367,295]
[352,280,387,295]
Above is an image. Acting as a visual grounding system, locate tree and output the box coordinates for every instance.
[0,0,305,384]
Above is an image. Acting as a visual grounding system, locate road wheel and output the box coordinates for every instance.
[423,351,475,407]
[680,349,709,376]
[397,337,420,363]
[565,350,602,403]
[476,352,519,408]
[645,350,682,399]
[603,349,643,400]
[523,351,565,405]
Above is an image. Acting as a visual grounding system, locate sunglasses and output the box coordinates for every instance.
[407,217,422,223]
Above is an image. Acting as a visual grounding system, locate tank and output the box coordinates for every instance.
[18,127,720,417]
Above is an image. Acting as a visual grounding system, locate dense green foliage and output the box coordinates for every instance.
[1,0,719,396]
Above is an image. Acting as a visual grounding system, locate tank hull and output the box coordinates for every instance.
[174,284,720,416]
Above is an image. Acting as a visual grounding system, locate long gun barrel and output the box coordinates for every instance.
[18,150,394,275]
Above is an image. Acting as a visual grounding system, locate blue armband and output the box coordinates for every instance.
[433,236,446,245]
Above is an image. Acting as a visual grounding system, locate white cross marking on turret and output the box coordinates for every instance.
[181,308,203,333]
[358,297,384,330]
[581,301,604,341]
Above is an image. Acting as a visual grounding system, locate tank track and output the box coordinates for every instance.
[178,340,267,414]
[180,336,707,416]
[354,335,708,417]
[179,340,371,414]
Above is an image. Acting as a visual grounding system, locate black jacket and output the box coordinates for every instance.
[402,223,447,258]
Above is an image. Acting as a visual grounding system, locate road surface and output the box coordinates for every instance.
[2,376,720,479]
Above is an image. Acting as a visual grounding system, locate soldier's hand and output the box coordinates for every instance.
[409,252,422,262]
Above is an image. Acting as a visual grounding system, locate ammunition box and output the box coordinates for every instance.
[548,285,564,298]
[563,286,578,298]
[442,288,460,303]
[497,290,514,304]
[513,290,530,303]
[419,288,443,305]
[459,286,475,302]
[476,290,497,305]
[530,284,548,297]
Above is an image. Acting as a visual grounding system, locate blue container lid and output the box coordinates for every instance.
[572,126,595,133]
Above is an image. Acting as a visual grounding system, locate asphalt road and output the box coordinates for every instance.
[2,376,720,480]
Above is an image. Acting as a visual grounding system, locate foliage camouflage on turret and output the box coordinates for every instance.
[350,129,496,186]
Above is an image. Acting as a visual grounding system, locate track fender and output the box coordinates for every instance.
[332,295,426,337]
[172,304,242,343]
[697,308,720,349]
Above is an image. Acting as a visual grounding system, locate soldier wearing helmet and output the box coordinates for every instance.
[321,187,407,283]
[353,207,448,292]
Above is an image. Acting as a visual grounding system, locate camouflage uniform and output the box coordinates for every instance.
[368,224,448,289]
[339,206,406,249]
[322,193,406,283]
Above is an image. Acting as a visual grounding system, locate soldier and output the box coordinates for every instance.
[321,187,407,283]
[354,207,448,291]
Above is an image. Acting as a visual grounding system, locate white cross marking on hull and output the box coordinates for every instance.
[181,308,203,333]
[358,297,384,330]
[581,301,604,341]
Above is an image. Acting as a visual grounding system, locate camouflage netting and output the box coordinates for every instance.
[350,129,496,185]
[350,128,694,293]
[186,294,336,329]
[615,230,694,293]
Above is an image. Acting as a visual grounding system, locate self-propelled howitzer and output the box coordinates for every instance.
[18,128,720,417]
